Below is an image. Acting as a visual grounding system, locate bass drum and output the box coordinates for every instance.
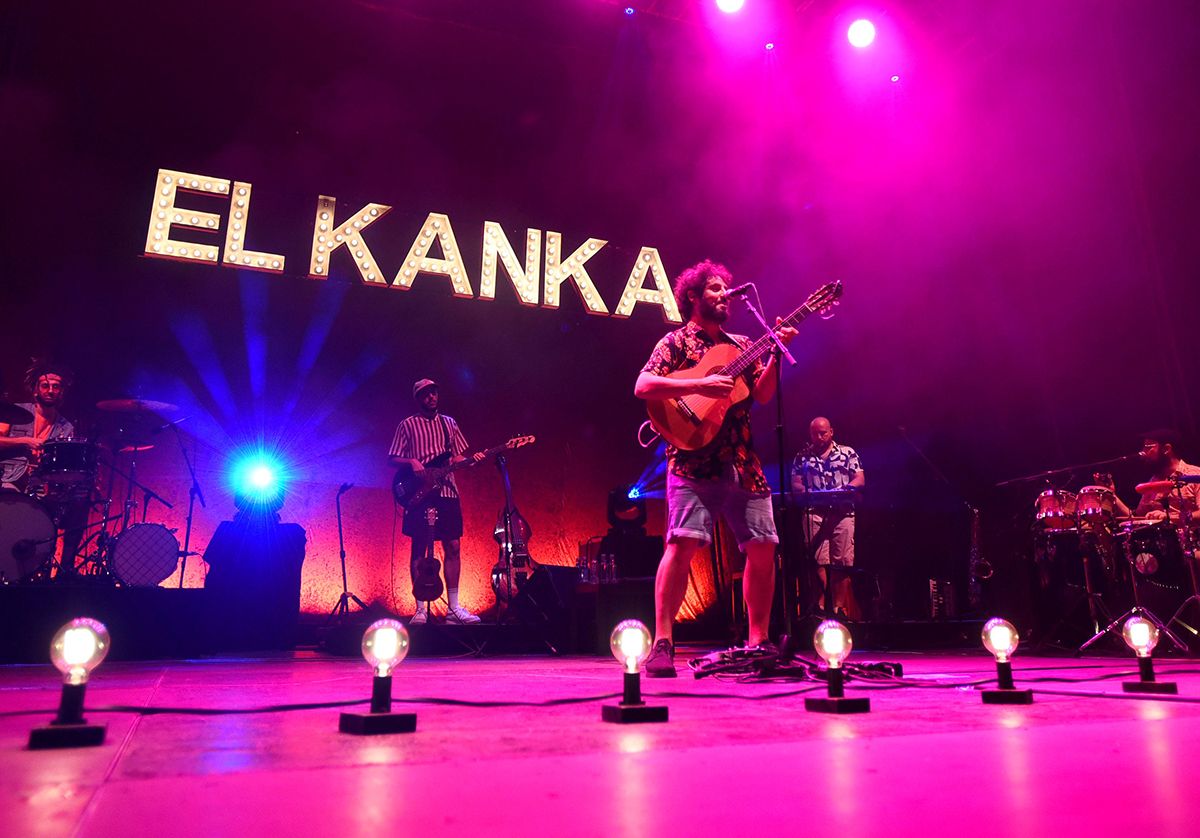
[110,523,179,587]
[0,492,56,582]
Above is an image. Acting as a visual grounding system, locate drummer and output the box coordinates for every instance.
[1099,429,1200,526]
[0,360,87,575]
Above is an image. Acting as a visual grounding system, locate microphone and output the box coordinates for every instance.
[723,283,753,299]
[338,482,354,494]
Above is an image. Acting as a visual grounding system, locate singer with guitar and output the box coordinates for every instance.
[634,260,800,677]
[388,378,484,625]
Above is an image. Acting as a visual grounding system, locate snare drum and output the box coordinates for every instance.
[0,492,56,582]
[35,439,98,485]
[1119,520,1184,589]
[1035,489,1077,531]
[1076,485,1115,527]
[110,523,179,587]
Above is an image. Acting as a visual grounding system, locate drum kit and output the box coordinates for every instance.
[0,397,196,588]
[1029,476,1198,652]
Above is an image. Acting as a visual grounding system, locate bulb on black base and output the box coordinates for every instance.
[980,618,1033,704]
[805,620,870,714]
[602,620,668,724]
[339,620,418,735]
[29,618,110,749]
[1120,616,1177,695]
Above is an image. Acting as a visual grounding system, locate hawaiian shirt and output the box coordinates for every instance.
[641,321,769,496]
[792,442,862,492]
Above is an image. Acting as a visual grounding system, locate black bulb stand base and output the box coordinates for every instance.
[601,703,669,724]
[804,696,871,714]
[1122,681,1178,695]
[338,711,417,735]
[981,688,1034,705]
[28,722,107,750]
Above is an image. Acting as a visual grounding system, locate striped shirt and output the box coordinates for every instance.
[389,413,469,498]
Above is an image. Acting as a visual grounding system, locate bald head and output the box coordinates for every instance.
[809,417,834,451]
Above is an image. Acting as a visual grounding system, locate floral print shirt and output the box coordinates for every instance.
[641,321,769,496]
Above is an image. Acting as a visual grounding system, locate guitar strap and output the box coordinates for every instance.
[438,414,453,455]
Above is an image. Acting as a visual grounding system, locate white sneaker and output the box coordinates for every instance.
[410,610,428,625]
[447,605,481,625]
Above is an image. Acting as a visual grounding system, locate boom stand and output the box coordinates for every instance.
[737,291,798,638]
[328,484,368,622]
[172,424,205,588]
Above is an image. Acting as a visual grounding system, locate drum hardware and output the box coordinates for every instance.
[1079,517,1189,654]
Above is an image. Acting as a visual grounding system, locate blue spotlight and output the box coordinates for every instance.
[231,453,288,511]
[627,486,642,501]
[624,6,635,15]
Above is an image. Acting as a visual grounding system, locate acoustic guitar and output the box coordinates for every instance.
[392,435,535,511]
[645,281,842,451]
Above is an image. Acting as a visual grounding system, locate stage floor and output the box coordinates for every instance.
[2,651,1197,837]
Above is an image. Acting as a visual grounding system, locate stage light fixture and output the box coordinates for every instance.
[28,618,111,749]
[805,620,870,714]
[624,6,634,14]
[339,619,417,735]
[602,620,668,724]
[847,19,876,48]
[1121,616,1177,694]
[716,0,746,13]
[980,618,1033,704]
[765,42,775,51]
[231,453,287,511]
[890,74,900,83]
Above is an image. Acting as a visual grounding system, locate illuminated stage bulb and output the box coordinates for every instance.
[848,19,876,48]
[813,620,853,669]
[340,620,417,735]
[610,619,652,674]
[51,618,110,686]
[1121,615,1176,695]
[1122,616,1158,658]
[29,618,111,749]
[806,621,870,714]
[981,618,1019,663]
[362,619,410,677]
[602,620,667,725]
[980,617,1032,704]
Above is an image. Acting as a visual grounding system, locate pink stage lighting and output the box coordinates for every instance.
[715,0,746,14]
[847,19,876,48]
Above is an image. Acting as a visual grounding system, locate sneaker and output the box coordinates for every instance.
[410,610,427,625]
[644,639,677,678]
[447,605,481,625]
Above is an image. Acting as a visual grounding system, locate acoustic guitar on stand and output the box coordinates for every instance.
[645,281,843,451]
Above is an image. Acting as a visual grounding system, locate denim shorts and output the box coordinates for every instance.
[665,471,779,550]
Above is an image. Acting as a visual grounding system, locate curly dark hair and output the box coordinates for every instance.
[674,260,733,321]
[23,358,73,393]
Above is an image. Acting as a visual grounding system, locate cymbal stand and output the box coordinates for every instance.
[1080,523,1188,653]
[327,483,368,621]
[1167,482,1200,642]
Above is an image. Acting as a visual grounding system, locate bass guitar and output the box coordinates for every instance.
[645,281,842,451]
[491,453,535,601]
[393,435,535,511]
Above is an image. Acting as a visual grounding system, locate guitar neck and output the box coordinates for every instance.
[723,301,818,378]
[438,442,511,476]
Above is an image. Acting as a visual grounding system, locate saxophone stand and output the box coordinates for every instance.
[1080,505,1188,654]
[736,287,799,639]
[328,483,369,623]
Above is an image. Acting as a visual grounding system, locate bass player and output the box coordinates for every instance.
[634,260,798,676]
[388,378,484,624]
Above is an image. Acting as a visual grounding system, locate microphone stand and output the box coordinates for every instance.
[171,423,205,588]
[737,289,798,637]
[328,483,368,622]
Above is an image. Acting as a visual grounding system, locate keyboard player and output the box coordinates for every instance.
[791,417,865,616]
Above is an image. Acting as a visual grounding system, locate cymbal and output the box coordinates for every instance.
[118,444,155,454]
[96,398,178,413]
[1135,480,1177,494]
[0,401,34,425]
